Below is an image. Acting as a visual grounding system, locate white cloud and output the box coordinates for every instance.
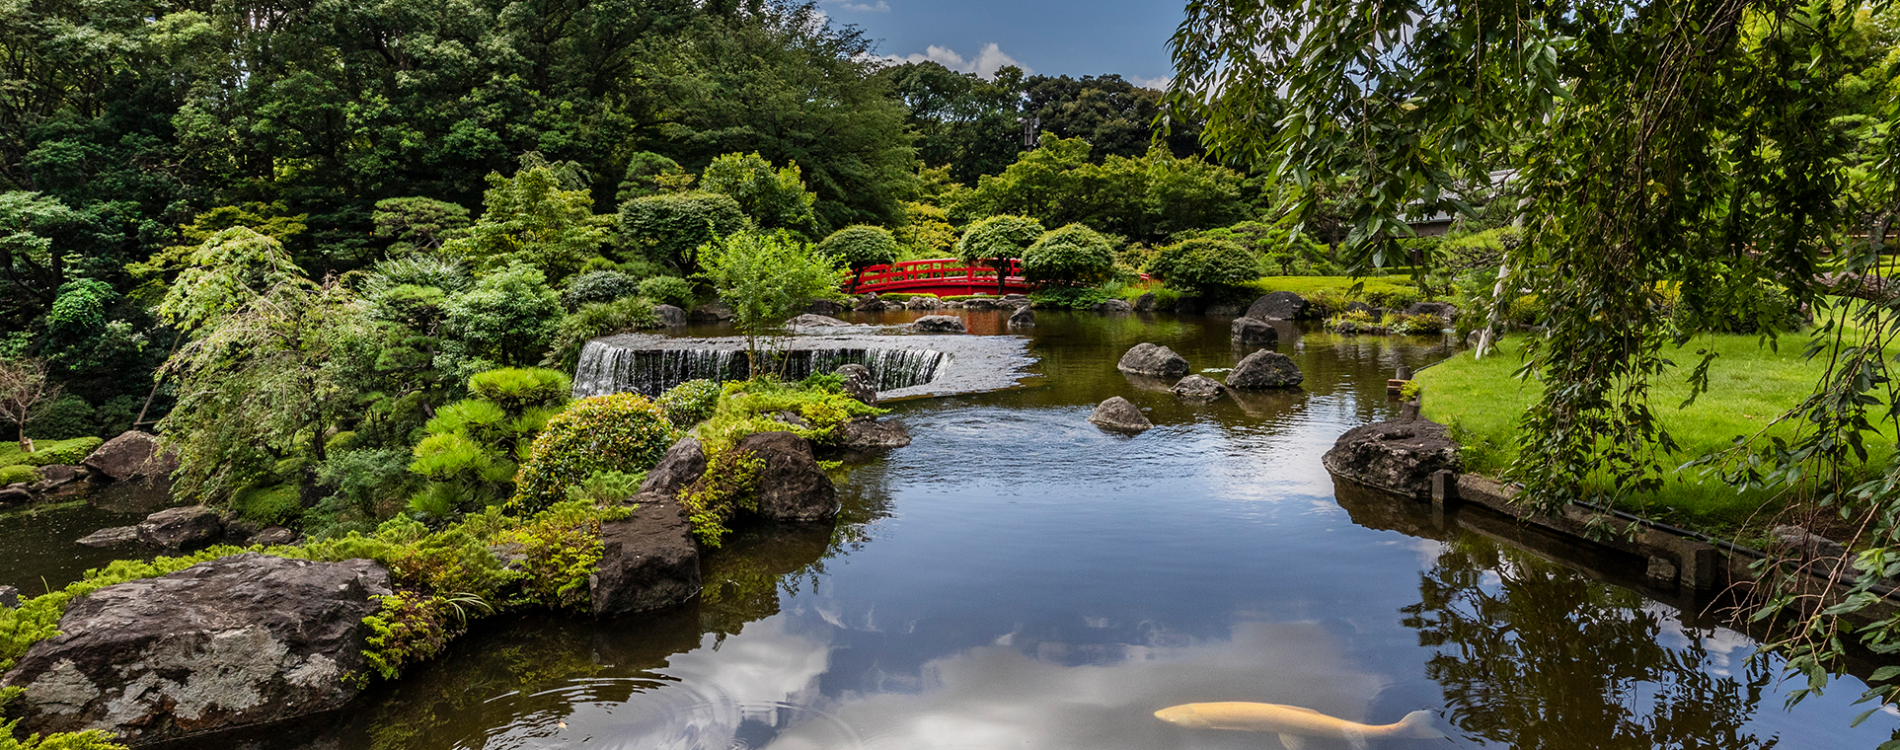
[1127,75,1172,91]
[881,43,1030,79]
[834,0,890,10]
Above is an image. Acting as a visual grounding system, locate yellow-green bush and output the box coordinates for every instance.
[657,379,721,428]
[510,394,679,514]
[0,465,37,485]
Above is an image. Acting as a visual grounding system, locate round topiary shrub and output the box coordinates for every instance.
[512,393,681,513]
[957,215,1045,293]
[561,271,640,311]
[820,225,900,291]
[658,379,721,428]
[1146,237,1257,296]
[1022,223,1116,286]
[638,275,696,308]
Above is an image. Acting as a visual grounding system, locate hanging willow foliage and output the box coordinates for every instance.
[1165,0,1900,712]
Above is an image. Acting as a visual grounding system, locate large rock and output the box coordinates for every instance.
[906,296,942,310]
[840,419,912,453]
[1008,305,1035,329]
[1134,292,1156,312]
[77,526,140,549]
[1403,301,1457,320]
[1246,291,1310,321]
[0,486,28,507]
[592,494,702,617]
[688,301,735,322]
[1170,374,1226,403]
[1226,350,1304,389]
[1320,420,1462,498]
[82,431,177,482]
[854,293,886,312]
[1092,299,1134,313]
[0,553,391,745]
[836,364,878,407]
[806,299,846,316]
[1230,316,1279,346]
[653,304,687,327]
[0,585,16,609]
[137,505,224,552]
[1117,343,1191,378]
[253,527,300,546]
[962,296,999,310]
[911,315,967,333]
[639,437,708,500]
[734,432,838,521]
[786,313,848,328]
[1088,397,1153,433]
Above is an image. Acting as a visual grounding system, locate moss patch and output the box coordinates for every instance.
[0,438,104,469]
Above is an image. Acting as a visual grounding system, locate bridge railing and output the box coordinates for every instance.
[855,258,1028,291]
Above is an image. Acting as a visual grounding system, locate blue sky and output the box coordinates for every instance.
[820,0,1184,86]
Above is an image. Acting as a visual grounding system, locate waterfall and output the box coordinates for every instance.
[573,341,947,398]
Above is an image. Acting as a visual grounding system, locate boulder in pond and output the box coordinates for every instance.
[1092,299,1134,313]
[253,527,300,546]
[806,298,845,316]
[1225,350,1304,389]
[735,432,838,521]
[0,486,28,507]
[911,315,967,333]
[962,296,999,310]
[1171,375,1227,403]
[1320,420,1462,499]
[1117,343,1191,378]
[1134,292,1156,312]
[786,313,848,328]
[1088,396,1153,433]
[639,437,708,500]
[0,585,16,609]
[854,293,886,312]
[136,505,224,552]
[82,431,178,482]
[906,296,942,310]
[653,304,688,327]
[835,364,878,407]
[0,553,391,745]
[77,526,140,549]
[840,419,912,453]
[1246,291,1310,321]
[687,301,735,322]
[592,493,702,616]
[1008,305,1035,329]
[1403,301,1457,320]
[1230,316,1279,346]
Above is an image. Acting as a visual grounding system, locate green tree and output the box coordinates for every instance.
[699,152,819,236]
[442,155,614,283]
[0,192,97,326]
[1022,224,1116,287]
[819,225,899,293]
[617,191,748,272]
[408,368,570,518]
[697,230,841,368]
[615,152,690,202]
[952,136,1249,243]
[956,215,1043,295]
[374,198,472,255]
[1147,237,1257,297]
[443,264,563,371]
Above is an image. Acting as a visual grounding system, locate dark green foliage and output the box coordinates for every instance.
[957,214,1043,295]
[657,379,721,428]
[313,449,418,538]
[637,276,696,308]
[443,265,563,369]
[408,368,570,518]
[359,257,473,297]
[1022,224,1116,286]
[1147,237,1258,296]
[699,152,819,236]
[617,191,748,272]
[373,199,472,255]
[565,470,646,505]
[616,153,688,203]
[544,297,659,371]
[231,484,303,527]
[512,393,679,514]
[821,225,899,292]
[951,135,1250,243]
[22,395,95,440]
[560,271,640,312]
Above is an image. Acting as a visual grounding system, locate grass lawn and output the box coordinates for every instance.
[1416,331,1892,532]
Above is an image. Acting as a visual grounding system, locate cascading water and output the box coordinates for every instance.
[573,342,947,397]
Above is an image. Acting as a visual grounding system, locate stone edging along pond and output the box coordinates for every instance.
[1323,418,1900,630]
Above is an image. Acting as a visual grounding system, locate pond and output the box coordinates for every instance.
[41,308,1900,749]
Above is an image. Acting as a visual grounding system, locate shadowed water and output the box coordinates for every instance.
[17,309,1900,749]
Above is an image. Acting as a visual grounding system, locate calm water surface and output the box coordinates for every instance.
[19,309,1900,749]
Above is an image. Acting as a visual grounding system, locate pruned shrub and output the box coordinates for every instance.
[658,379,721,428]
[545,297,659,370]
[619,191,749,271]
[638,275,696,308]
[1146,237,1256,297]
[561,271,640,311]
[822,225,900,291]
[1022,223,1116,286]
[511,393,680,514]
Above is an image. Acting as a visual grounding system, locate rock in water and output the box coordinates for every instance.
[1245,291,1309,321]
[906,296,942,310]
[137,505,224,552]
[854,293,885,312]
[1225,350,1304,389]
[1134,292,1156,312]
[735,432,838,521]
[0,553,391,744]
[962,297,998,310]
[76,526,140,549]
[1321,420,1462,498]
[1403,301,1458,320]
[82,431,178,482]
[1092,299,1134,313]
[835,364,878,406]
[911,315,967,333]
[0,585,16,608]
[653,304,687,327]
[592,494,701,616]
[1230,316,1278,345]
[0,486,28,507]
[840,419,912,453]
[1117,343,1191,378]
[1171,375,1226,403]
[786,313,848,328]
[1008,305,1036,329]
[688,301,735,322]
[1088,397,1153,432]
[639,437,708,500]
[806,299,845,315]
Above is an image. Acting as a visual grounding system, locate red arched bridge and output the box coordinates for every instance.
[852,258,1032,296]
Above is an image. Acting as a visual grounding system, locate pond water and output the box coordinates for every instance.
[32,309,1900,749]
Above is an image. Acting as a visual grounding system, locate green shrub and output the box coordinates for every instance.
[565,470,646,504]
[1365,286,1422,309]
[618,190,749,271]
[0,437,104,469]
[0,465,38,485]
[658,379,721,428]
[678,449,764,547]
[232,484,302,526]
[1390,313,1447,335]
[1510,294,1545,325]
[511,394,680,514]
[23,395,96,440]
[560,270,640,311]
[408,368,570,518]
[544,296,659,371]
[637,275,696,308]
[1022,224,1116,286]
[443,264,563,368]
[822,225,901,289]
[1146,237,1257,296]
[1326,310,1383,334]
[1029,286,1113,309]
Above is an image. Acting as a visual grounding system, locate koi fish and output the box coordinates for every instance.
[1154,702,1439,750]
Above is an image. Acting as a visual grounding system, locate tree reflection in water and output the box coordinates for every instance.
[1403,535,1778,749]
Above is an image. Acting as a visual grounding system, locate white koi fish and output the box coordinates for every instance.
[1154,702,1440,750]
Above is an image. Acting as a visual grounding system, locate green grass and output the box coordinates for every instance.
[0,437,104,469]
[1416,332,1891,531]
[1243,276,1420,307]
